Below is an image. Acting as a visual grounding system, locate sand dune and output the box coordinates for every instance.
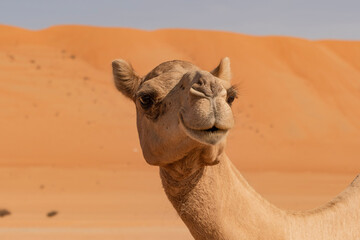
[1,24,359,171]
[0,25,359,239]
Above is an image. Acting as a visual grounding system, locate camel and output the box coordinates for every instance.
[112,57,360,240]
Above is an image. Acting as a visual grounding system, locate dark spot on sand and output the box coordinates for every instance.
[47,211,58,218]
[7,54,14,61]
[0,209,11,217]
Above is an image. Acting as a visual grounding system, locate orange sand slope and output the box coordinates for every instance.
[0,25,359,172]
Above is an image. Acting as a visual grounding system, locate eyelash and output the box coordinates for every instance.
[226,87,238,105]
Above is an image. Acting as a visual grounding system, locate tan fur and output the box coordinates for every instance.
[112,59,141,100]
[112,58,360,239]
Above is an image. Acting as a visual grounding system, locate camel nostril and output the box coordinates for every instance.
[190,87,207,98]
[190,72,225,98]
[197,77,205,86]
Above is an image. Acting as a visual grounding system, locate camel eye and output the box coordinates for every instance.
[227,95,235,105]
[139,95,154,109]
[226,86,238,106]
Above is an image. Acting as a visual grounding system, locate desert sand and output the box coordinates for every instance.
[0,25,359,239]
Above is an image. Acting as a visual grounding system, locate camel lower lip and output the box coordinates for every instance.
[180,115,228,145]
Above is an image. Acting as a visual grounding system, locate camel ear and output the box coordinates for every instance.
[112,59,141,100]
[211,57,231,82]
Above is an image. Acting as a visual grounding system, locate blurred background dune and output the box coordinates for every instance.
[0,25,359,239]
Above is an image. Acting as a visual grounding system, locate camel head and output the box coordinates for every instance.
[112,58,237,166]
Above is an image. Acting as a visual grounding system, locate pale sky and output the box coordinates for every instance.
[0,0,359,40]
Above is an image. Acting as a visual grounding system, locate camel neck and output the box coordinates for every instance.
[160,153,286,240]
[160,153,360,240]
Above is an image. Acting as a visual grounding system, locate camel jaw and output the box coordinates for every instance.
[179,114,228,145]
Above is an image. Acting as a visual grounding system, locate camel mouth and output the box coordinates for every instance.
[203,126,220,133]
[179,115,228,145]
